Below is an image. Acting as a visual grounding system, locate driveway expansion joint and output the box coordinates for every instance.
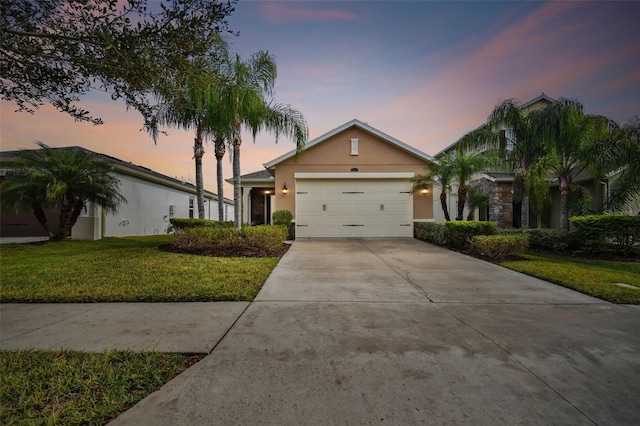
[435,302,599,426]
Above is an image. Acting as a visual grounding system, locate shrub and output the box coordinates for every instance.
[171,225,288,255]
[571,215,640,253]
[272,210,293,226]
[240,225,288,246]
[445,221,497,250]
[172,226,235,248]
[496,228,525,236]
[524,228,582,252]
[414,222,448,246]
[470,234,529,261]
[170,218,234,230]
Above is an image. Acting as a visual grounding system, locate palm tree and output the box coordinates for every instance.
[450,149,493,221]
[412,153,455,221]
[596,116,640,214]
[533,98,612,230]
[213,135,227,221]
[155,66,225,219]
[218,51,308,229]
[0,143,125,241]
[0,167,52,237]
[485,99,547,228]
[526,156,553,227]
[466,186,490,221]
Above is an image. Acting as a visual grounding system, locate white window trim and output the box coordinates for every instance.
[350,138,359,155]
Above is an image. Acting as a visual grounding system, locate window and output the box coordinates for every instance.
[350,138,359,155]
[505,129,515,152]
[189,197,194,218]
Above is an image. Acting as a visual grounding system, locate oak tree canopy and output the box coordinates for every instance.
[1,0,236,130]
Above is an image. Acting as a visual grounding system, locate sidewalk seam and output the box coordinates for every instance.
[206,302,252,354]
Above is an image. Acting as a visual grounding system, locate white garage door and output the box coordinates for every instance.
[295,178,413,238]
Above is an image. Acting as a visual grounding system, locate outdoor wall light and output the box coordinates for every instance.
[282,182,288,195]
[421,188,429,195]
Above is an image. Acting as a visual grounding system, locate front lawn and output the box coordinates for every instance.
[502,252,640,304]
[0,236,280,302]
[0,350,200,425]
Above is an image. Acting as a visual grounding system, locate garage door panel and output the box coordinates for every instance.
[295,179,413,238]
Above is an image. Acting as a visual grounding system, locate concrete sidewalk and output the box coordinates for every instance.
[109,239,640,425]
[1,302,248,353]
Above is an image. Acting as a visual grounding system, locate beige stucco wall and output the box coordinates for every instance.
[270,127,434,220]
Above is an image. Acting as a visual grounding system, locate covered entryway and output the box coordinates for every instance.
[294,173,413,238]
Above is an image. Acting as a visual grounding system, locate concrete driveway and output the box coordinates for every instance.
[112,238,640,425]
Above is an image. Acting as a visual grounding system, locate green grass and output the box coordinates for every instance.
[502,252,640,304]
[0,236,279,302]
[0,350,196,425]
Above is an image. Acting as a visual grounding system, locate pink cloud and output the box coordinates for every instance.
[371,1,638,153]
[259,2,359,24]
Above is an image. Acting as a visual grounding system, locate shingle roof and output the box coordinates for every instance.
[239,169,273,180]
[0,146,233,204]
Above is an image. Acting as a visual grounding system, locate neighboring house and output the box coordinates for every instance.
[0,147,234,240]
[436,94,557,228]
[232,119,436,238]
[436,93,618,228]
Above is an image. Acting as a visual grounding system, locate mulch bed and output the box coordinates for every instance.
[459,247,638,264]
[159,241,291,258]
[462,251,530,264]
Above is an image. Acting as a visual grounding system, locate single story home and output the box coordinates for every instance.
[234,119,436,238]
[0,147,234,241]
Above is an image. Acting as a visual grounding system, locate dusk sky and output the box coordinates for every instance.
[1,0,639,197]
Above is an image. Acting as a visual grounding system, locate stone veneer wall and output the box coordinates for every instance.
[471,178,514,228]
[494,182,514,228]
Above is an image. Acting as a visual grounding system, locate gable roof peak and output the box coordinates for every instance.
[264,119,434,168]
[521,92,555,109]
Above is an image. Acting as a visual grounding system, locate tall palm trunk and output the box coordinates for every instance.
[457,184,468,221]
[32,202,53,237]
[559,176,571,231]
[68,199,84,234]
[214,136,226,222]
[440,190,451,221]
[232,124,242,229]
[54,197,74,241]
[194,121,205,219]
[521,192,530,228]
[466,209,475,221]
[518,170,530,228]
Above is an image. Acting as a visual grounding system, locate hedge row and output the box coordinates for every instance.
[570,215,640,253]
[415,221,497,250]
[496,228,583,252]
[172,225,288,249]
[416,214,639,258]
[170,218,234,230]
